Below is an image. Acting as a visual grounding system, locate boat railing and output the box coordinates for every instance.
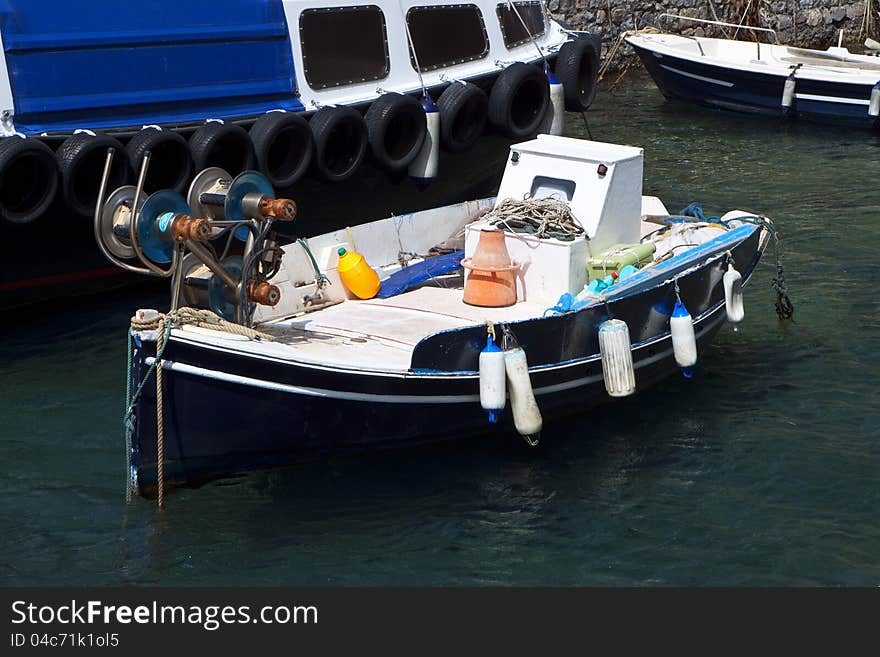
[658,13,780,59]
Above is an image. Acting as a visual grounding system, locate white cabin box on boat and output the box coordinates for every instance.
[464,135,644,304]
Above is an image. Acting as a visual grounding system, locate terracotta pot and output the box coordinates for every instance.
[462,228,519,307]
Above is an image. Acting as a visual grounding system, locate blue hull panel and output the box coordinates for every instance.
[631,44,880,128]
[1,0,302,135]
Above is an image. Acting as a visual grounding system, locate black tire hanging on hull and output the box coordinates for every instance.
[364,93,427,172]
[189,122,256,176]
[57,132,132,218]
[250,112,314,189]
[555,37,600,112]
[488,62,550,140]
[437,82,488,153]
[309,106,368,183]
[0,137,60,225]
[127,126,193,194]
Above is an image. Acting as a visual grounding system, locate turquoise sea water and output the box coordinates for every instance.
[1,72,878,586]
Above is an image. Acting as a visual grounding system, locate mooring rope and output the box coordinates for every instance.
[125,308,273,507]
[487,196,585,241]
[678,203,794,321]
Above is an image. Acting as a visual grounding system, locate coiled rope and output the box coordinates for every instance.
[125,308,273,508]
[487,196,585,241]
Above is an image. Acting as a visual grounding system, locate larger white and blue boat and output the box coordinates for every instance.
[0,0,600,308]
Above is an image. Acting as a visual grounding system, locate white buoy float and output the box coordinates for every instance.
[504,346,542,439]
[869,81,880,118]
[781,67,798,113]
[598,319,636,397]
[408,94,440,189]
[479,332,506,423]
[540,68,566,136]
[723,263,745,323]
[670,299,697,378]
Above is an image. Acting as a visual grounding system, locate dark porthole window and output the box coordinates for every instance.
[299,6,390,89]
[496,1,547,48]
[406,5,489,72]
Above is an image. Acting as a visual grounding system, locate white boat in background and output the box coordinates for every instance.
[627,14,880,125]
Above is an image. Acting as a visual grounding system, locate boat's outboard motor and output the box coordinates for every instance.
[0,136,60,225]
[58,132,132,217]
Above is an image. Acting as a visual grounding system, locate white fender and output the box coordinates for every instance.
[869,82,880,118]
[598,319,635,397]
[670,300,697,378]
[781,73,796,110]
[504,347,542,436]
[539,70,565,136]
[479,334,506,423]
[723,263,744,323]
[409,94,440,189]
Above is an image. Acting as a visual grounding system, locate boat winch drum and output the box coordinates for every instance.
[189,122,256,176]
[127,127,193,194]
[670,299,698,378]
[437,82,488,153]
[598,319,635,397]
[99,185,147,260]
[309,106,368,183]
[479,333,506,423]
[135,189,191,264]
[488,63,550,140]
[0,137,60,225]
[365,93,427,173]
[554,37,600,112]
[57,132,132,217]
[504,346,542,438]
[250,112,315,189]
[408,95,440,188]
[723,263,745,323]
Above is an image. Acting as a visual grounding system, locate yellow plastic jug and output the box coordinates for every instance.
[337,247,380,299]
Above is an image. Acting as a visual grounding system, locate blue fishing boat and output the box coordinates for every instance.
[102,134,790,499]
[627,15,880,126]
[0,0,600,309]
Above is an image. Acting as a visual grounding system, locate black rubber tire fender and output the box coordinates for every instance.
[0,136,60,225]
[555,37,600,112]
[57,132,131,217]
[188,121,255,175]
[488,62,550,140]
[249,112,314,189]
[309,106,368,183]
[126,126,193,194]
[364,93,427,172]
[436,82,488,153]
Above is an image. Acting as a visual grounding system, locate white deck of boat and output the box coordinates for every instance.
[175,286,548,373]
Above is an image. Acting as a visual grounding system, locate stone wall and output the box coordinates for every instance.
[548,0,879,74]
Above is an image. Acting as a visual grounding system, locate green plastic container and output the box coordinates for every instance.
[586,242,656,282]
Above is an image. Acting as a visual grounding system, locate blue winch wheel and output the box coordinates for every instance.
[225,171,273,241]
[136,189,190,264]
[209,256,243,322]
